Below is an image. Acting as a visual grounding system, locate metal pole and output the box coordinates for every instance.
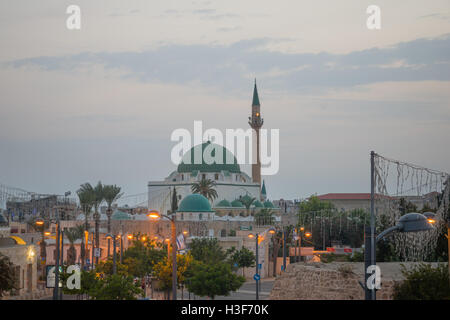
[53,210,60,300]
[171,218,177,301]
[60,229,64,300]
[369,150,376,300]
[364,225,371,300]
[113,236,117,275]
[91,233,95,270]
[282,230,286,272]
[447,222,450,286]
[256,233,259,300]
[120,235,123,264]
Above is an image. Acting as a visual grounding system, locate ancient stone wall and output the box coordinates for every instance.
[270,262,407,300]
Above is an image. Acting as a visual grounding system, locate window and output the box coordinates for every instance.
[181,174,184,181]
[180,213,184,220]
[215,173,219,180]
[199,213,203,220]
[202,174,206,180]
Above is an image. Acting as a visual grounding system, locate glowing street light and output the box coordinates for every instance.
[304,231,312,238]
[35,218,44,226]
[147,210,161,219]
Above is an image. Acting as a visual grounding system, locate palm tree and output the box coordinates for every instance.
[77,186,95,269]
[103,184,123,257]
[255,208,274,226]
[191,178,218,202]
[78,181,104,264]
[65,225,84,265]
[240,195,256,217]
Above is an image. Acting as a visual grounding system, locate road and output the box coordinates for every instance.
[178,278,275,300]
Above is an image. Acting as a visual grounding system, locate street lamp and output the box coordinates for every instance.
[365,212,435,300]
[105,233,117,275]
[248,227,275,300]
[147,209,178,301]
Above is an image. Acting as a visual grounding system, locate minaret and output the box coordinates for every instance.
[248,79,263,185]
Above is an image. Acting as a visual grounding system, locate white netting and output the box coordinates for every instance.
[374,153,449,261]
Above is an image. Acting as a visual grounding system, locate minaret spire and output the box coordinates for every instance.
[248,79,264,186]
[252,79,260,106]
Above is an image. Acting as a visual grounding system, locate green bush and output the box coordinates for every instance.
[393,263,450,300]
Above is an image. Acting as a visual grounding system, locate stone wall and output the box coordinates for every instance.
[269,262,428,300]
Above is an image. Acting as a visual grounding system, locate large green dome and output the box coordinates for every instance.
[178,194,213,212]
[177,142,241,173]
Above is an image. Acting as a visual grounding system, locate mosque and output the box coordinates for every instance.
[147,82,280,220]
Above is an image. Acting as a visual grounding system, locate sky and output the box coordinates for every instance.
[0,1,449,204]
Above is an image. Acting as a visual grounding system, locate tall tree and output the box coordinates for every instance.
[231,247,255,276]
[191,178,218,202]
[255,208,274,226]
[76,187,94,269]
[240,195,256,217]
[78,181,104,264]
[65,225,84,265]
[186,261,245,299]
[103,184,123,257]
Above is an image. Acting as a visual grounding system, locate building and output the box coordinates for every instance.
[316,192,439,213]
[148,81,279,215]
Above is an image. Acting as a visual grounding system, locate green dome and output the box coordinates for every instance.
[215,199,231,207]
[253,200,263,208]
[177,142,241,173]
[178,194,213,212]
[111,210,131,220]
[240,194,254,204]
[263,201,274,208]
[231,200,244,208]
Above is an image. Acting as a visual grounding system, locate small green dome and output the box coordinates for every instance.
[177,141,241,173]
[178,194,213,212]
[215,199,231,207]
[253,200,263,208]
[231,200,244,208]
[111,210,131,220]
[263,201,274,208]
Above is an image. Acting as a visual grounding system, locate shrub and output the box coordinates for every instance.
[393,263,450,300]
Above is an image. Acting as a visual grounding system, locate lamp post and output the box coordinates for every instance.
[248,228,275,300]
[148,209,177,301]
[53,209,60,300]
[105,234,117,274]
[59,229,64,300]
[365,212,435,300]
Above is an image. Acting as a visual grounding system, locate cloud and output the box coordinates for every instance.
[9,34,450,95]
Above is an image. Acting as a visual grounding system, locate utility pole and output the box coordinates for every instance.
[60,229,64,300]
[282,229,286,272]
[53,208,60,300]
[255,233,259,300]
[366,150,377,300]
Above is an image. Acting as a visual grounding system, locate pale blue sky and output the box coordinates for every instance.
[0,1,449,202]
